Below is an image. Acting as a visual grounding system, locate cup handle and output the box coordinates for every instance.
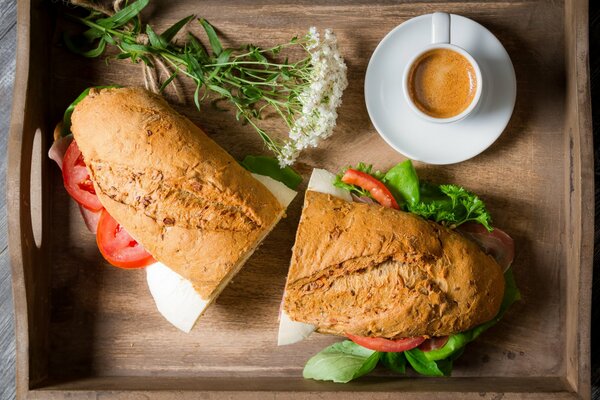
[432,12,450,44]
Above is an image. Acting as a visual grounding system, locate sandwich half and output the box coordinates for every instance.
[280,170,503,339]
[67,87,296,332]
[278,166,515,382]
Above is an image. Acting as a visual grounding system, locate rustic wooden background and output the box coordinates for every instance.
[0,0,597,399]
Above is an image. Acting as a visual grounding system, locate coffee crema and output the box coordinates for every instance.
[407,48,478,119]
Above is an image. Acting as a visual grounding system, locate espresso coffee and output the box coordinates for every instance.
[407,48,478,119]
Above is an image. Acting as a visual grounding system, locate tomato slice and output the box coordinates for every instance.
[96,209,155,269]
[62,140,103,211]
[458,222,515,271]
[341,169,399,209]
[346,334,425,352]
[418,336,449,352]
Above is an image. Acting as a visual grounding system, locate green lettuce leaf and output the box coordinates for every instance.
[381,159,420,206]
[303,340,381,383]
[61,85,121,137]
[240,155,302,190]
[380,352,406,374]
[404,348,447,376]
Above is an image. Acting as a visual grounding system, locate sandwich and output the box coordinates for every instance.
[277,161,519,382]
[49,86,298,332]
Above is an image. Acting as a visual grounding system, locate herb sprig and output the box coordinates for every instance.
[64,0,348,166]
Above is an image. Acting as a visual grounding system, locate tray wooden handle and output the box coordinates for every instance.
[7,0,54,392]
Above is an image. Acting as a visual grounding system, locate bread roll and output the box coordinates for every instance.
[283,190,505,338]
[71,87,284,300]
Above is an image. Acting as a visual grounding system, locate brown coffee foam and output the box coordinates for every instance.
[408,48,477,119]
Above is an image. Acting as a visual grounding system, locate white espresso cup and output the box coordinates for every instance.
[402,12,483,124]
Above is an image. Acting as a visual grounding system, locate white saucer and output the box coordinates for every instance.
[364,14,516,165]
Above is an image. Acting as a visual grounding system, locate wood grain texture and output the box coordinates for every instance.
[0,0,17,399]
[2,0,597,399]
[589,0,600,399]
[46,0,570,380]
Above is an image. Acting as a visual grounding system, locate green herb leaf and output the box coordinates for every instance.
[159,71,178,93]
[216,48,232,65]
[404,349,446,377]
[63,33,107,58]
[146,24,168,49]
[61,85,121,137]
[186,33,209,62]
[208,84,232,99]
[380,352,406,374]
[381,159,420,206]
[199,18,223,56]
[303,340,380,383]
[193,85,201,110]
[120,41,153,54]
[97,0,149,29]
[240,155,302,190]
[161,15,194,43]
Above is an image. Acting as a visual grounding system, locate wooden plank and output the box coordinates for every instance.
[563,0,594,398]
[27,376,577,399]
[588,0,600,397]
[0,0,18,398]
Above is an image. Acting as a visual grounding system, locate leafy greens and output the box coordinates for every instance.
[303,340,381,383]
[334,159,492,231]
[240,155,302,190]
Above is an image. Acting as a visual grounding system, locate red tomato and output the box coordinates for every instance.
[62,140,103,211]
[96,209,155,269]
[341,169,399,209]
[458,223,515,271]
[346,334,425,352]
[418,336,449,352]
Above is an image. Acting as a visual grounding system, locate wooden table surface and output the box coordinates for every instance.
[0,1,597,399]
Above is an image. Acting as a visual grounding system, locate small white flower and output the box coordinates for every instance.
[277,27,348,166]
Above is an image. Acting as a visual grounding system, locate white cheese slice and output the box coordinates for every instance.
[146,262,209,333]
[147,173,297,333]
[277,168,349,346]
[307,168,352,202]
[251,173,297,208]
[278,309,316,346]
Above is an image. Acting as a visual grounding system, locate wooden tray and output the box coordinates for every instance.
[8,0,593,398]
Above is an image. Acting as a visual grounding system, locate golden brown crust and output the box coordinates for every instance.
[71,87,283,299]
[283,191,505,338]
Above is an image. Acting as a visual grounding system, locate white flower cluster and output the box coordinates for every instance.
[278,27,348,166]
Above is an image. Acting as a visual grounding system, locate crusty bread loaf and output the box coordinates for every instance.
[283,191,505,338]
[71,87,284,299]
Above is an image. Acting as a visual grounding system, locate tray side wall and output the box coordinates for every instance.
[7,0,52,397]
[564,0,593,398]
